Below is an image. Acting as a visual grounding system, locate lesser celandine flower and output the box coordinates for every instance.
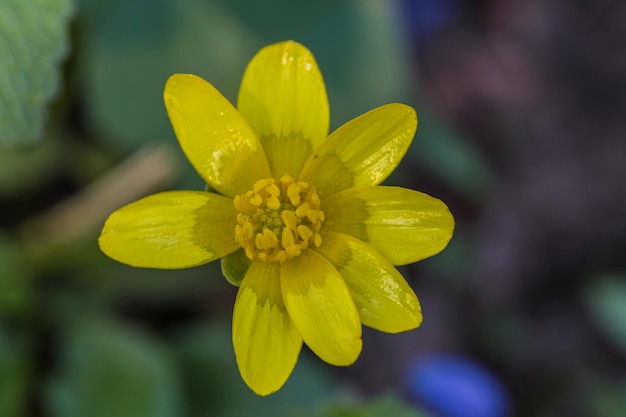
[99,40,454,395]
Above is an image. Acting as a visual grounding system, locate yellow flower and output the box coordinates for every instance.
[99,41,454,395]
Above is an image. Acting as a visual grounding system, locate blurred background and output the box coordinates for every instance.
[1,0,625,416]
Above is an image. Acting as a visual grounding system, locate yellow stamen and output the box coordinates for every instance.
[297,225,313,241]
[233,176,325,263]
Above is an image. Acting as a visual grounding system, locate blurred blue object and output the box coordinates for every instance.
[400,0,465,39]
[404,354,511,417]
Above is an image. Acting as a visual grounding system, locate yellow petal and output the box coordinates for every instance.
[323,186,454,265]
[164,74,271,197]
[233,260,303,396]
[280,250,362,365]
[300,104,417,197]
[99,191,238,268]
[237,41,329,178]
[317,231,422,333]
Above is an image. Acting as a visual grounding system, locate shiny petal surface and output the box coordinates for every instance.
[164,74,271,197]
[99,191,238,268]
[233,261,303,396]
[324,186,454,265]
[281,250,362,365]
[317,231,422,333]
[237,41,329,177]
[300,104,416,197]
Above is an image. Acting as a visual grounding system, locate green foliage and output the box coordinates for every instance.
[0,136,63,196]
[0,0,74,146]
[305,395,429,417]
[0,327,30,417]
[585,275,626,354]
[586,379,626,417]
[176,322,334,417]
[324,397,423,417]
[77,0,410,151]
[406,110,495,201]
[45,317,184,417]
[0,235,32,318]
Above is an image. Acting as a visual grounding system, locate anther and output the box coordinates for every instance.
[233,176,325,263]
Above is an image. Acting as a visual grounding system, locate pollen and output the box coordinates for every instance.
[234,175,324,263]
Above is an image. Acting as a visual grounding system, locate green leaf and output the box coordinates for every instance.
[407,110,495,201]
[585,275,626,354]
[176,321,334,417]
[45,317,184,417]
[0,135,62,196]
[0,234,33,318]
[326,395,426,417]
[0,0,74,146]
[0,327,31,417]
[77,0,410,150]
[311,395,429,417]
[586,379,626,417]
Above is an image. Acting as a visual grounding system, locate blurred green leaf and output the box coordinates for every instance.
[586,379,626,417]
[0,0,74,146]
[176,321,334,417]
[0,135,62,196]
[94,256,225,304]
[326,395,426,417]
[0,234,32,318]
[77,0,180,150]
[585,275,626,354]
[307,395,428,417]
[77,0,410,151]
[408,110,495,200]
[45,317,184,417]
[419,229,472,280]
[0,327,30,417]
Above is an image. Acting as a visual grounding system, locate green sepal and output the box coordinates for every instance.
[220,249,251,287]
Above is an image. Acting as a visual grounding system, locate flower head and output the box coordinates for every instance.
[99,41,454,395]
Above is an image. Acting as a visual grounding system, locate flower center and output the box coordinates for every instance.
[234,175,324,263]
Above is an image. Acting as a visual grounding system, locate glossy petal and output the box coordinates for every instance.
[99,191,238,268]
[164,74,271,197]
[281,250,362,365]
[233,260,303,396]
[237,41,329,177]
[323,186,454,265]
[300,104,417,197]
[317,231,422,333]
